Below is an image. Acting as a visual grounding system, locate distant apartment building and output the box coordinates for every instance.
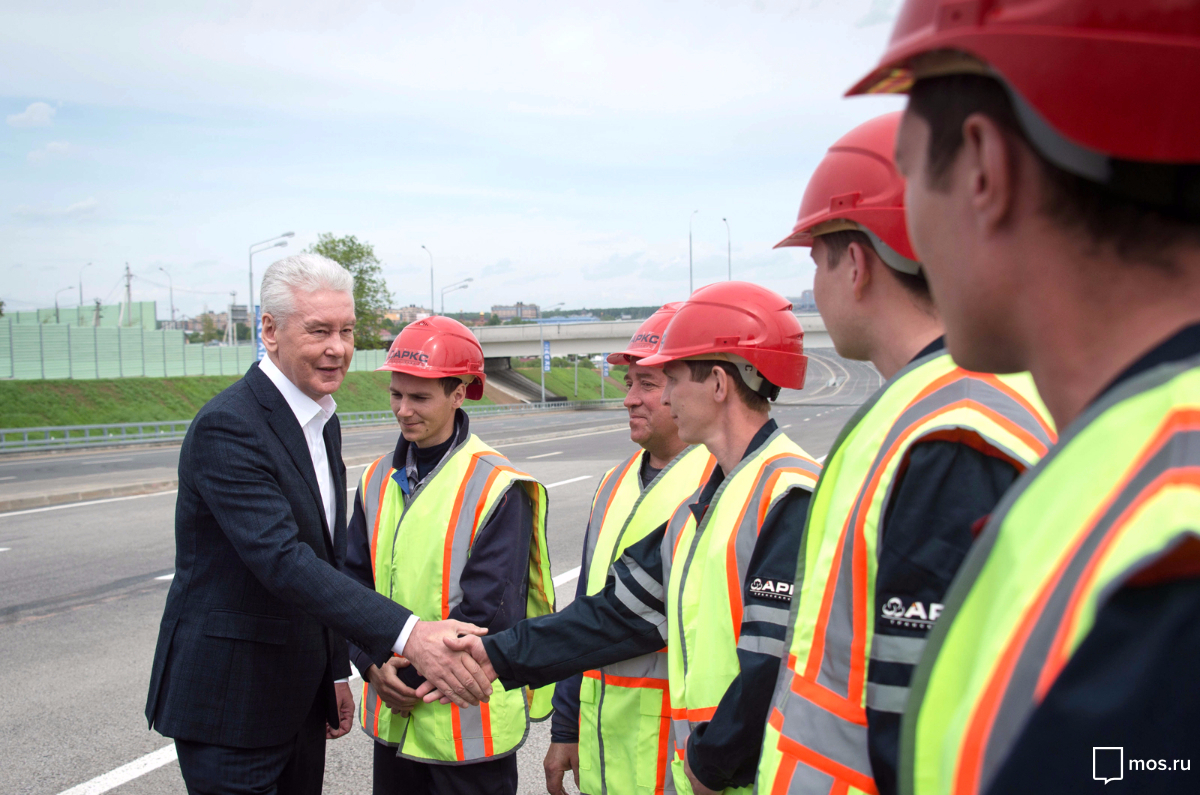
[491,302,539,320]
[385,305,433,324]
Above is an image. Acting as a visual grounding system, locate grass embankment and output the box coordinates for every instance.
[514,366,628,401]
[0,371,494,428]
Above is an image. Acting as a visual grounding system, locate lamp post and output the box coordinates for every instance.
[78,262,91,311]
[688,209,699,295]
[249,233,293,351]
[422,246,434,315]
[158,267,176,329]
[55,286,75,323]
[440,278,474,315]
[538,301,565,403]
[722,217,731,280]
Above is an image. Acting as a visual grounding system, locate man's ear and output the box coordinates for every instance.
[961,112,1017,235]
[450,381,467,410]
[710,365,730,404]
[845,241,874,302]
[261,313,279,354]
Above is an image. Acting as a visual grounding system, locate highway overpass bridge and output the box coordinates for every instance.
[471,313,831,359]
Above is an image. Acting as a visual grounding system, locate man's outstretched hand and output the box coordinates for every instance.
[401,619,491,708]
[415,634,497,704]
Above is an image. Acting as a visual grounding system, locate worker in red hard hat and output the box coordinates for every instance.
[846,3,1200,794]
[341,315,556,795]
[421,282,823,795]
[544,303,717,795]
[756,112,1054,795]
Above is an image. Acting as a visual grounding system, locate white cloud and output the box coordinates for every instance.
[13,197,98,220]
[7,101,55,127]
[26,140,71,162]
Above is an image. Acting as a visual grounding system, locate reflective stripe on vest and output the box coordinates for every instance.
[578,446,717,795]
[664,429,822,795]
[355,433,554,764]
[758,352,1055,795]
[901,358,1200,795]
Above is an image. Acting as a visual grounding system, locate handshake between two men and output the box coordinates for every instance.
[366,619,497,716]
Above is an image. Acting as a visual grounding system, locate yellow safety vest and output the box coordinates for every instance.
[356,433,555,763]
[578,445,717,795]
[756,352,1055,795]
[900,357,1200,795]
[665,429,822,795]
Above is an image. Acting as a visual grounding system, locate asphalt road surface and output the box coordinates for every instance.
[0,352,881,795]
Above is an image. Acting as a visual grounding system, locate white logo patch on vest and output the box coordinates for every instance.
[750,578,794,602]
[881,596,943,628]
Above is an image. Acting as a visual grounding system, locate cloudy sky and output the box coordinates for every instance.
[2,0,904,320]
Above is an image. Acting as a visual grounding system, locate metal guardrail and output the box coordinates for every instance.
[0,399,627,453]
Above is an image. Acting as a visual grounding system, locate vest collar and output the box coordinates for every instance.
[1095,320,1200,407]
[690,417,779,523]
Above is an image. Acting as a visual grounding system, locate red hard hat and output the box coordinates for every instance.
[638,282,807,395]
[775,112,919,272]
[377,316,486,400]
[606,302,684,365]
[847,0,1200,165]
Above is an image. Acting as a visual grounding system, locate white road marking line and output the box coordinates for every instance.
[803,418,810,422]
[553,566,581,588]
[78,457,133,465]
[57,743,178,795]
[0,547,10,553]
[155,573,174,581]
[526,451,563,460]
[546,475,592,489]
[0,475,16,481]
[495,426,627,448]
[0,490,177,519]
[781,424,792,429]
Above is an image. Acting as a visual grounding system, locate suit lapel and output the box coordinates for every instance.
[250,365,333,559]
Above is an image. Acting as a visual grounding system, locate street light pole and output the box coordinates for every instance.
[723,217,731,281]
[689,210,699,295]
[537,302,564,403]
[79,262,91,310]
[249,232,294,351]
[158,267,176,329]
[440,278,474,315]
[422,246,434,315]
[55,286,75,323]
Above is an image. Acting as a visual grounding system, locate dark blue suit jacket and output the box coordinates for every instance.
[145,362,412,748]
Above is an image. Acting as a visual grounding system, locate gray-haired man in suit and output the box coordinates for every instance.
[146,253,493,795]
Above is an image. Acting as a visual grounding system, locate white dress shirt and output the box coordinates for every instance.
[258,354,337,540]
[258,355,419,663]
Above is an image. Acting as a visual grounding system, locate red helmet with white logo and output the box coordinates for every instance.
[776,112,920,274]
[606,302,684,365]
[377,316,486,400]
[638,282,807,397]
[848,0,1200,166]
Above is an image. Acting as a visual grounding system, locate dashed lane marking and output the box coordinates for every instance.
[56,743,177,795]
[526,451,563,460]
[553,566,582,588]
[0,476,16,481]
[546,475,592,489]
[154,573,174,581]
[0,547,10,553]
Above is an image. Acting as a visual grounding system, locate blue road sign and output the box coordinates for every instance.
[602,355,610,377]
[255,305,265,361]
[543,340,551,372]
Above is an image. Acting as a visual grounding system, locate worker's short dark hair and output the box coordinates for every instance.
[685,360,769,413]
[908,73,1200,269]
[440,376,464,397]
[819,228,932,305]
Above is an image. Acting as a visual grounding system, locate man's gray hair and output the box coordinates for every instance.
[260,253,354,325]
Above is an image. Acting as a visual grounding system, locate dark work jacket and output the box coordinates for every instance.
[343,409,534,683]
[483,418,812,791]
[985,322,1200,795]
[145,362,411,749]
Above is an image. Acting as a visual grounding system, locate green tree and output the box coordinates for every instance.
[0,299,5,318]
[486,313,501,326]
[308,232,395,350]
[201,313,219,343]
